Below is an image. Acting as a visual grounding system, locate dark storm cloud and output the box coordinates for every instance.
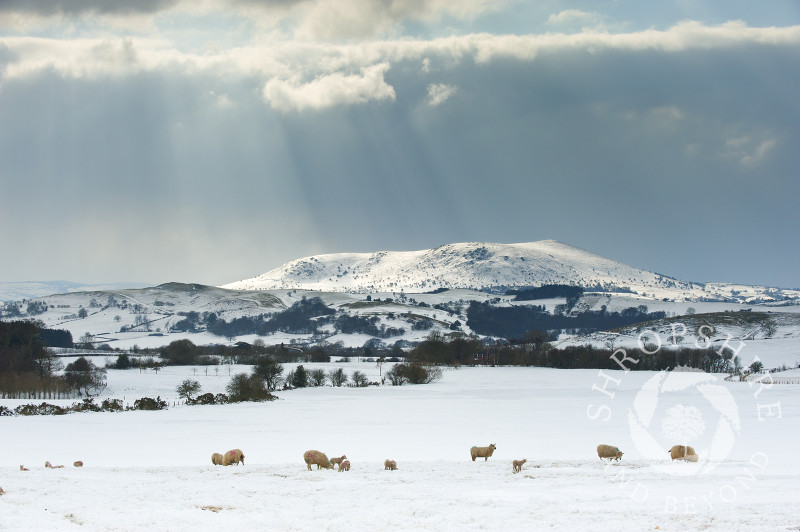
[0,0,181,17]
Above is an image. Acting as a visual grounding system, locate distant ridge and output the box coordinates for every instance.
[0,281,149,303]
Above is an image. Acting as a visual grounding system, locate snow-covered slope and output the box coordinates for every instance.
[223,240,696,297]
[222,240,798,304]
[0,281,148,304]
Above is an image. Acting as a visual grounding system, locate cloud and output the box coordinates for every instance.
[426,83,457,106]
[263,63,396,111]
[727,136,777,165]
[546,9,601,27]
[3,21,797,84]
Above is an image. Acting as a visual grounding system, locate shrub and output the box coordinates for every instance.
[385,362,442,385]
[71,398,102,412]
[101,399,124,411]
[226,374,276,402]
[111,354,132,369]
[132,397,168,411]
[14,402,67,416]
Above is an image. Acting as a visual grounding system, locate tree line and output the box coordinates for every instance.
[466,302,667,339]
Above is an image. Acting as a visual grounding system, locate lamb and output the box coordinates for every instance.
[470,444,497,461]
[19,465,29,471]
[45,461,65,469]
[304,450,333,470]
[596,444,624,461]
[384,459,397,471]
[222,448,245,466]
[330,455,348,470]
[73,461,84,468]
[338,460,350,472]
[669,445,699,462]
[211,453,224,465]
[512,459,527,473]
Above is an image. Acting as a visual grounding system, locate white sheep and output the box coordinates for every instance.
[211,453,224,466]
[470,444,496,461]
[45,461,65,469]
[384,459,397,471]
[596,444,623,461]
[512,459,527,473]
[73,461,84,468]
[669,445,698,462]
[330,455,348,470]
[304,450,333,470]
[222,449,245,466]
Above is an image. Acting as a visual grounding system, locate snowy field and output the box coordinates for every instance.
[2,363,799,531]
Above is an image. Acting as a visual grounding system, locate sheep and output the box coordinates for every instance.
[73,461,84,468]
[669,445,699,462]
[0,486,4,495]
[330,455,348,470]
[384,459,397,471]
[45,461,65,469]
[596,444,624,461]
[304,450,333,471]
[19,465,29,471]
[338,460,350,472]
[211,453,224,466]
[222,449,245,466]
[512,459,527,473]
[470,444,497,461]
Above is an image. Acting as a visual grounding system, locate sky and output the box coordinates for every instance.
[0,1,798,289]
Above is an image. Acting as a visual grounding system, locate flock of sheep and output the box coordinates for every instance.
[17,460,83,472]
[204,442,698,475]
[0,442,704,498]
[596,444,700,463]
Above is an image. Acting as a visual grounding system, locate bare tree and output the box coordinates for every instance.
[177,379,201,401]
[329,368,348,387]
[309,368,327,387]
[351,370,368,387]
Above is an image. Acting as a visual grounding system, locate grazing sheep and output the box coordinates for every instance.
[211,453,224,466]
[222,449,245,466]
[596,444,624,461]
[669,445,699,462]
[19,465,29,471]
[45,461,65,469]
[384,459,397,471]
[304,450,333,471]
[512,459,527,473]
[338,460,350,472]
[470,444,497,461]
[73,461,84,468]
[0,486,4,495]
[330,455,348,470]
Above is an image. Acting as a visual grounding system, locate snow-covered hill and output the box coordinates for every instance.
[222,240,799,304]
[0,281,148,304]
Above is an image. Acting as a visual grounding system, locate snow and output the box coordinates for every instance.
[220,240,800,306]
[2,364,799,530]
